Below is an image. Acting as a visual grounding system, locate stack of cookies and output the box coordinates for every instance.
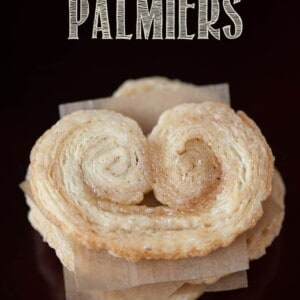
[21,77,285,300]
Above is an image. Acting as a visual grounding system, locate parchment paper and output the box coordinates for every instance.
[63,268,248,299]
[74,235,248,291]
[205,271,248,292]
[64,267,183,300]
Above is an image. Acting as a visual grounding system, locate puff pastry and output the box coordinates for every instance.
[26,192,75,271]
[148,102,273,212]
[246,169,285,260]
[113,76,211,98]
[31,110,151,205]
[23,168,285,270]
[27,102,274,261]
[178,169,285,299]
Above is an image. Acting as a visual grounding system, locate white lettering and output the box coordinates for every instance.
[92,0,112,39]
[68,0,89,40]
[116,0,133,39]
[223,0,243,39]
[178,0,195,40]
[136,0,163,39]
[166,0,176,39]
[198,0,220,40]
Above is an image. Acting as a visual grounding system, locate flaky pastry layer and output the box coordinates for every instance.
[25,169,284,273]
[28,102,274,261]
[246,169,285,260]
[113,76,215,99]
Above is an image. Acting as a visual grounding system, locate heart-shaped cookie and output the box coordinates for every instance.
[26,101,274,261]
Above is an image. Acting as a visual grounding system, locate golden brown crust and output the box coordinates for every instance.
[148,103,274,212]
[26,194,75,271]
[148,102,273,245]
[113,76,224,102]
[23,169,285,272]
[28,103,274,261]
[246,169,285,260]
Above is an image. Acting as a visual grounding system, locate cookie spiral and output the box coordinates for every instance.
[29,104,273,261]
[30,110,151,206]
[148,102,273,212]
[148,103,273,227]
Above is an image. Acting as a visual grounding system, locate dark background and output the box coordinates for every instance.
[2,0,299,299]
